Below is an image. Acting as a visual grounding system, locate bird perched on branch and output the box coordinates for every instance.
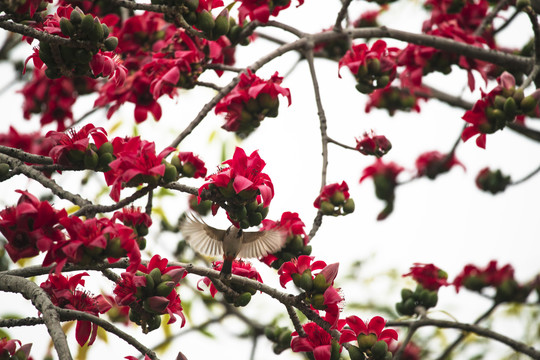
[180,214,286,279]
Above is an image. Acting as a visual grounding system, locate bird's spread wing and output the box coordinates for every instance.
[238,229,286,258]
[180,214,225,257]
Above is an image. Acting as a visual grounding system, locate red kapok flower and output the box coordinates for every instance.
[339,316,398,348]
[415,151,465,179]
[199,147,274,224]
[0,126,54,159]
[0,338,33,360]
[360,158,404,220]
[403,263,449,291]
[453,260,515,292]
[356,131,392,157]
[174,152,207,178]
[0,190,67,263]
[339,40,399,94]
[47,124,108,166]
[260,211,310,268]
[278,255,327,288]
[56,216,140,273]
[40,272,112,347]
[314,181,355,216]
[237,0,304,23]
[290,315,345,360]
[215,70,291,138]
[105,136,175,201]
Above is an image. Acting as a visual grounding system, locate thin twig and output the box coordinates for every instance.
[510,162,540,185]
[473,0,508,37]
[333,0,353,31]
[434,303,499,360]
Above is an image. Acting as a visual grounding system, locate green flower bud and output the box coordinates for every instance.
[320,201,335,215]
[513,88,524,104]
[377,75,390,88]
[163,163,178,183]
[258,93,279,110]
[45,67,62,79]
[39,43,53,64]
[89,19,104,42]
[97,141,113,155]
[185,0,199,11]
[102,23,110,38]
[368,58,381,75]
[347,345,364,360]
[355,82,373,94]
[371,340,388,360]
[240,219,250,229]
[312,273,329,293]
[503,97,517,118]
[403,297,416,315]
[310,294,325,309]
[425,291,438,308]
[150,267,163,286]
[520,95,537,113]
[213,9,230,37]
[70,10,82,25]
[129,308,141,324]
[357,333,377,351]
[494,95,506,110]
[80,14,95,35]
[197,10,215,34]
[289,235,304,252]
[248,211,263,226]
[146,314,162,332]
[104,36,119,51]
[84,149,99,169]
[265,327,279,341]
[155,281,175,297]
[330,191,345,206]
[343,198,355,213]
[234,292,252,307]
[401,288,414,300]
[144,273,155,293]
[60,17,75,37]
[98,152,114,171]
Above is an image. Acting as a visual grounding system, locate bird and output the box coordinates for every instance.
[180,214,286,279]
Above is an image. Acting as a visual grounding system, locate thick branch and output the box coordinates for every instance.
[57,308,159,360]
[0,274,72,360]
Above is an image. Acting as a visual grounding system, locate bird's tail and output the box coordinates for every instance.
[220,257,233,278]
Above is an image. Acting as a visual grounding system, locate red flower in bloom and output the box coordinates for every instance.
[114,255,186,326]
[175,152,207,178]
[360,158,404,220]
[238,0,304,23]
[199,147,274,213]
[95,71,163,123]
[461,72,530,149]
[290,315,345,360]
[105,136,175,201]
[339,316,398,346]
[198,260,263,297]
[0,190,67,263]
[259,211,309,267]
[365,86,424,116]
[47,124,108,165]
[403,263,449,291]
[398,20,488,92]
[339,40,399,93]
[390,341,422,360]
[0,126,54,158]
[90,52,127,85]
[56,216,140,273]
[0,338,33,359]
[215,70,291,138]
[40,272,112,346]
[313,182,350,209]
[415,151,465,179]
[112,207,152,229]
[20,68,97,131]
[453,260,515,292]
[278,255,327,288]
[356,131,392,157]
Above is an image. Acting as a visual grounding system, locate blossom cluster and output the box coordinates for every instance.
[199,147,274,228]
